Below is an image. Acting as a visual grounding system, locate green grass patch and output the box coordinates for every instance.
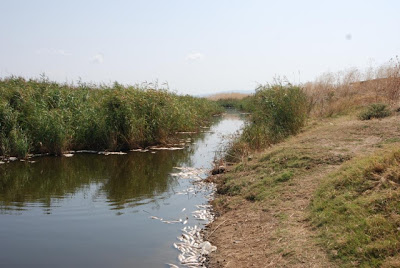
[310,145,400,267]
[217,146,350,202]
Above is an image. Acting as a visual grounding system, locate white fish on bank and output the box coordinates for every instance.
[98,151,127,155]
[149,146,184,151]
[175,131,197,134]
[75,150,98,154]
[130,149,149,153]
[174,223,218,267]
[166,263,179,268]
[63,153,74,157]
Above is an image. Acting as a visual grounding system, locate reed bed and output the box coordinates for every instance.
[0,77,222,157]
[226,84,308,162]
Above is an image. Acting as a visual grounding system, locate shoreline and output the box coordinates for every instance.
[205,113,400,267]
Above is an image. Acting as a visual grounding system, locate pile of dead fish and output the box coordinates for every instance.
[168,224,217,268]
[165,167,218,267]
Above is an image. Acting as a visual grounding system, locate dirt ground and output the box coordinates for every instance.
[206,114,400,268]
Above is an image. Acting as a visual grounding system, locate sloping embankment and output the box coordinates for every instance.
[206,114,400,267]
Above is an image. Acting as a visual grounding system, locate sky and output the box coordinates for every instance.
[1,0,399,95]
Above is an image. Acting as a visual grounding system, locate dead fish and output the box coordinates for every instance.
[76,150,98,154]
[166,263,179,268]
[178,254,185,262]
[130,149,149,153]
[98,151,127,155]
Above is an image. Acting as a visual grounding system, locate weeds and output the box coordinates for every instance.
[304,57,400,117]
[0,77,222,157]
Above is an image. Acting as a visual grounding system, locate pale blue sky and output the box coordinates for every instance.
[1,0,399,94]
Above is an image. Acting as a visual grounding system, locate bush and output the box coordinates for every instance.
[241,84,309,149]
[359,103,391,120]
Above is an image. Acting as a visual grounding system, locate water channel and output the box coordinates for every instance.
[0,111,245,268]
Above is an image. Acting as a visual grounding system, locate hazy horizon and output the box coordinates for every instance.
[1,0,399,95]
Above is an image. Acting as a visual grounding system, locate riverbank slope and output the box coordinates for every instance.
[207,112,400,267]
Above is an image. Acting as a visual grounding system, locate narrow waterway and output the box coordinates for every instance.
[0,111,244,268]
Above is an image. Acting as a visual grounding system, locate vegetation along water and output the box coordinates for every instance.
[0,76,222,158]
[0,110,245,267]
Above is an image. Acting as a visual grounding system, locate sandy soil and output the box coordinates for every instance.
[206,114,400,268]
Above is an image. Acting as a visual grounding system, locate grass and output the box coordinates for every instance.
[209,58,400,266]
[216,145,351,205]
[0,77,222,157]
[304,58,400,118]
[310,145,400,267]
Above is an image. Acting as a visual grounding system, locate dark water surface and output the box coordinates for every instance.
[0,112,244,268]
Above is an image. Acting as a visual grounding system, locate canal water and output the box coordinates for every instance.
[0,112,244,268]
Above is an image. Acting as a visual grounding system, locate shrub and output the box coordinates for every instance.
[242,84,309,148]
[359,103,391,120]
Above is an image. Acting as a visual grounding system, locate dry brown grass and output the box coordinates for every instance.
[207,92,250,101]
[304,57,400,117]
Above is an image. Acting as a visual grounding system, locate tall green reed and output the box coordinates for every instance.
[0,77,222,157]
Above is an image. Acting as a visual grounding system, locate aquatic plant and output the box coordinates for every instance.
[0,76,222,157]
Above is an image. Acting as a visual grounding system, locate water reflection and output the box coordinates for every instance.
[0,112,245,268]
[0,146,197,213]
